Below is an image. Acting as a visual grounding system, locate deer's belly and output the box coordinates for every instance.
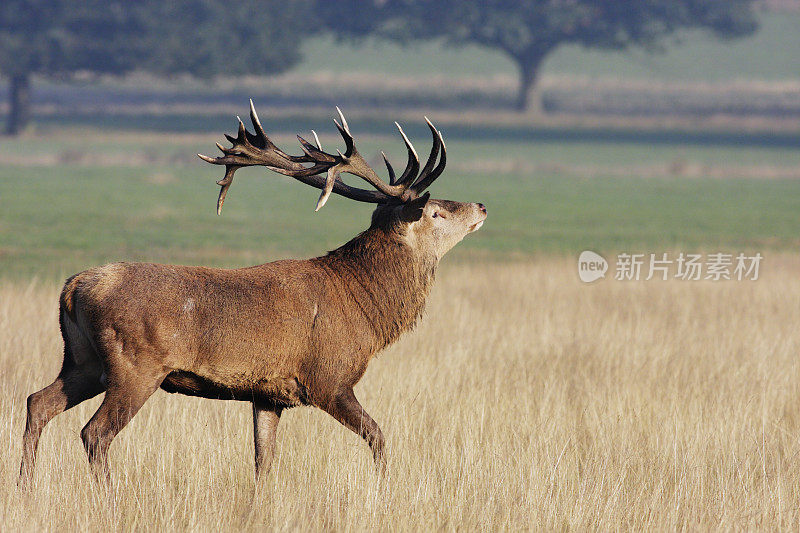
[160,370,309,407]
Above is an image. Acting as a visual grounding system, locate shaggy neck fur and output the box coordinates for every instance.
[318,224,437,351]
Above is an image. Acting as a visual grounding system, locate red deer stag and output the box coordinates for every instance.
[19,102,487,487]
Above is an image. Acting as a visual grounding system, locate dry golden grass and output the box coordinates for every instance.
[2,256,800,530]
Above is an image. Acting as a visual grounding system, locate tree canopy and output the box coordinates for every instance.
[0,0,310,134]
[140,0,309,78]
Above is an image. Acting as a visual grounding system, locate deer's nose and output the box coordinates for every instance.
[477,203,487,214]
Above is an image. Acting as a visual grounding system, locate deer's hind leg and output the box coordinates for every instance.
[80,330,167,482]
[80,361,166,483]
[19,318,105,489]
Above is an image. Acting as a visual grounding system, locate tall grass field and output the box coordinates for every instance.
[2,256,799,529]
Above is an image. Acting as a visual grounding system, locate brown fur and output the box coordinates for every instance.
[19,198,486,487]
[60,273,81,321]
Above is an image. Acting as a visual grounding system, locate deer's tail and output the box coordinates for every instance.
[60,273,82,323]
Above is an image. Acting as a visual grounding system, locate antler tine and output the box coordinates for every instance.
[336,106,350,135]
[236,116,247,142]
[311,130,322,150]
[393,122,420,188]
[247,99,270,150]
[214,165,239,216]
[381,151,397,185]
[333,118,355,157]
[315,166,338,212]
[409,118,447,194]
[410,118,440,185]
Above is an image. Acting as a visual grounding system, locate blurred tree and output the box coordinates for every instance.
[0,1,142,134]
[318,0,759,113]
[141,1,309,79]
[0,0,309,135]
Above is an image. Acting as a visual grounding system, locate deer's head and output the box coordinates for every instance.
[200,102,486,259]
[370,197,486,259]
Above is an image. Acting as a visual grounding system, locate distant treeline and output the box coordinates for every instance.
[1,0,763,135]
[9,77,799,120]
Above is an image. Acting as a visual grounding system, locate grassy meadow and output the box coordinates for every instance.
[1,126,799,279]
[2,9,800,528]
[2,256,800,530]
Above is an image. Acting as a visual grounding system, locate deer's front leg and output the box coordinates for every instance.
[252,402,282,480]
[325,388,386,473]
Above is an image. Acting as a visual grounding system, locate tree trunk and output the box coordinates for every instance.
[514,51,548,114]
[6,73,31,136]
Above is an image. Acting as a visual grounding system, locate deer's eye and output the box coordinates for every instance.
[431,212,439,218]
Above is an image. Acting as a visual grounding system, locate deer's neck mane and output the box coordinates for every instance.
[317,227,437,349]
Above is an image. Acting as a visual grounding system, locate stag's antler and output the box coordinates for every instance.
[198,101,446,214]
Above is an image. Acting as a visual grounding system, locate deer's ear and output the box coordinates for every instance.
[400,192,430,222]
